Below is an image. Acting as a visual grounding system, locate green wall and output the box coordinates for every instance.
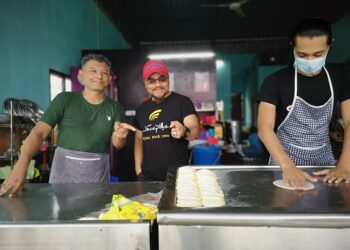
[216,59,231,121]
[0,0,129,111]
[216,53,288,127]
[329,14,350,63]
[216,53,256,121]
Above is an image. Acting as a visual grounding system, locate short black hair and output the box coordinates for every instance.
[289,17,333,47]
[81,54,112,71]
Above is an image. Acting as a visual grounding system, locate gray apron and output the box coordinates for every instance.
[269,66,336,166]
[49,146,110,184]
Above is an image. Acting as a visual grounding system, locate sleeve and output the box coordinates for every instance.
[181,96,197,119]
[134,106,141,130]
[258,74,280,106]
[39,92,67,127]
[114,102,125,123]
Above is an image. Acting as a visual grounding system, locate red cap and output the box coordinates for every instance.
[143,60,169,80]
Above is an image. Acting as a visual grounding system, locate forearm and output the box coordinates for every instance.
[338,121,350,167]
[182,114,199,141]
[0,122,51,197]
[258,126,294,169]
[184,125,199,141]
[18,122,51,167]
[134,137,143,175]
[134,154,143,175]
[17,134,44,170]
[111,132,126,149]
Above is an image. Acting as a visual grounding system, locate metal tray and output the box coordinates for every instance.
[158,166,350,227]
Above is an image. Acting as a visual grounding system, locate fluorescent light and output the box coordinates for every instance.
[216,60,224,68]
[148,52,215,60]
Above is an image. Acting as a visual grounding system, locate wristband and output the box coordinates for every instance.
[182,128,190,138]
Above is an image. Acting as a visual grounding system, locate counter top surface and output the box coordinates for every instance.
[0,181,163,223]
[158,166,350,227]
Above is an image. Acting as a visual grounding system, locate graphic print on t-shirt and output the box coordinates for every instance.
[142,109,171,141]
[149,109,162,121]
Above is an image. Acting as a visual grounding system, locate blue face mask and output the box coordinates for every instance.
[294,50,328,76]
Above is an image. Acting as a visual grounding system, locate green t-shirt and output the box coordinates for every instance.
[40,92,125,153]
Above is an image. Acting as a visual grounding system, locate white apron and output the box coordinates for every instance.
[269,66,336,166]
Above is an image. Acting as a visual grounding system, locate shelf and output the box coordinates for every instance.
[196,108,215,112]
[0,123,31,128]
[0,124,11,128]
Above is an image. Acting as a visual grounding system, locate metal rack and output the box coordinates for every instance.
[0,101,15,168]
[1,99,39,169]
[10,100,13,168]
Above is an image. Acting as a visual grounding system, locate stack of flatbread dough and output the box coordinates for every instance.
[197,169,225,207]
[176,167,225,208]
[176,167,202,207]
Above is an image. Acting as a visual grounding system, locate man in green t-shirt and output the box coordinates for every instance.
[0,54,135,197]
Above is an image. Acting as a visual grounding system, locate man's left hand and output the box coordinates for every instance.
[170,121,186,139]
[313,163,350,184]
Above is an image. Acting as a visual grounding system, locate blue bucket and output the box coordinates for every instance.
[192,144,222,165]
[110,176,119,183]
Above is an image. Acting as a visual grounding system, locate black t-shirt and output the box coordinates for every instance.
[258,63,350,129]
[135,92,197,181]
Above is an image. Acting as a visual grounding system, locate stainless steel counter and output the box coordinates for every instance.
[158,166,350,250]
[0,181,163,250]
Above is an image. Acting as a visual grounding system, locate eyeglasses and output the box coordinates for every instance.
[146,76,168,85]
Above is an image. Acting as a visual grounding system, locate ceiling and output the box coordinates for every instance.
[96,0,350,52]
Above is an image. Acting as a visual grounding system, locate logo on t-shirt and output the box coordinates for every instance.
[149,109,162,121]
[107,116,111,121]
[142,122,171,141]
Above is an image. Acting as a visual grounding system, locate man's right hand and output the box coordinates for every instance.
[0,164,27,198]
[135,166,142,176]
[282,164,317,190]
[0,121,51,198]
[136,172,145,181]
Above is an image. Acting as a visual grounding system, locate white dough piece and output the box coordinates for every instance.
[176,200,202,207]
[78,217,98,220]
[273,179,315,190]
[202,200,225,207]
[197,169,225,207]
[176,167,225,208]
[176,167,201,207]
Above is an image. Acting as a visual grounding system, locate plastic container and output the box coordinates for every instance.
[192,144,222,165]
[110,176,119,183]
[230,120,241,144]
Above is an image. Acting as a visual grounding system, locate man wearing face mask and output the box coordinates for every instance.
[258,17,350,189]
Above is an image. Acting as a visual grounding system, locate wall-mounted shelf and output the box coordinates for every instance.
[195,108,215,112]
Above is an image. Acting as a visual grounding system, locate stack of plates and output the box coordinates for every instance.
[3,98,44,123]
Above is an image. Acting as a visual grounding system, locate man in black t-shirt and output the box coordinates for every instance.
[134,60,199,181]
[258,17,350,189]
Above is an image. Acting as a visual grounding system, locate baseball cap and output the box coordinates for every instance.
[143,60,169,80]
